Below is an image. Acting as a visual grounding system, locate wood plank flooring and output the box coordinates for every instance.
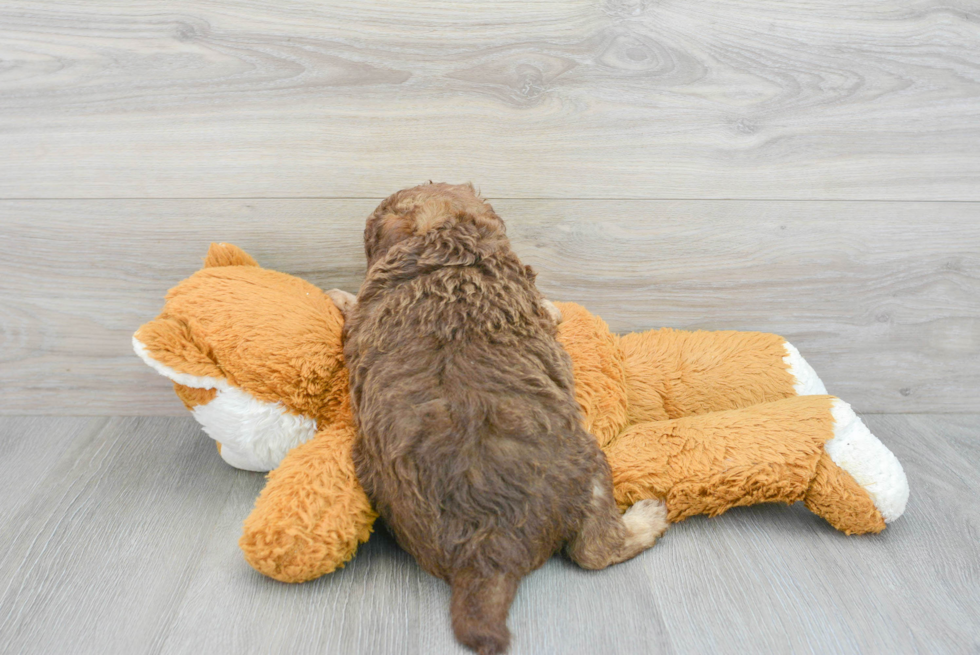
[0,415,977,654]
[1,1,979,199]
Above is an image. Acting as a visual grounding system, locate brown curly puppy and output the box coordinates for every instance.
[343,183,667,655]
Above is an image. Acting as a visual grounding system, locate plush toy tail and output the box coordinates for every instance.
[203,242,259,268]
[450,569,520,655]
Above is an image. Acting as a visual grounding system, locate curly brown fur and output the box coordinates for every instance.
[343,183,667,655]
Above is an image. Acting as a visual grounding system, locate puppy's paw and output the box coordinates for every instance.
[326,289,357,317]
[542,299,563,324]
[623,498,669,549]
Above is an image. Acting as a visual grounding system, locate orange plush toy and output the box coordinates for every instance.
[134,243,908,584]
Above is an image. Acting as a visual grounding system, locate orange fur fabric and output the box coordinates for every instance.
[557,305,889,536]
[240,421,376,581]
[134,243,906,583]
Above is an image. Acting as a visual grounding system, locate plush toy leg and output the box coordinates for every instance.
[804,452,884,534]
[604,396,904,534]
[820,399,908,524]
[240,423,378,583]
[618,329,826,423]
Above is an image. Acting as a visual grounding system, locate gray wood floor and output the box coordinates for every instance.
[1,415,977,655]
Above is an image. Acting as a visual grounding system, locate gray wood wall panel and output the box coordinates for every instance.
[2,199,977,415]
[0,1,979,199]
[1,415,976,654]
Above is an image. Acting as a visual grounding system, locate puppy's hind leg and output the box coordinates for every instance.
[567,465,668,570]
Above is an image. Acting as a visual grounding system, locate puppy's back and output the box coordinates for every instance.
[348,262,599,568]
[346,226,599,654]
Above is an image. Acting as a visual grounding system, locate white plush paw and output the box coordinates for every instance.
[827,399,909,523]
[623,499,669,548]
[783,341,828,395]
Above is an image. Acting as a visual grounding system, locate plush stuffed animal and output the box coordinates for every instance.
[133,243,908,583]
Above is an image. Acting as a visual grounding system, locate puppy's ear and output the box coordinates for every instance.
[523,265,537,283]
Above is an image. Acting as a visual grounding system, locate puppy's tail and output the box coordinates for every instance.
[450,569,521,655]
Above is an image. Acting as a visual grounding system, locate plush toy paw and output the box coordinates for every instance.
[824,399,909,523]
[782,342,908,528]
[780,341,910,529]
[802,399,909,534]
[604,394,908,535]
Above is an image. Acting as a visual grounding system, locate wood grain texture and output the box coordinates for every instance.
[0,416,87,528]
[0,1,979,199]
[2,199,977,415]
[0,415,977,654]
[0,417,255,655]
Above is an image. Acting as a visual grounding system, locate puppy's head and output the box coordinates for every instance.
[364,182,504,268]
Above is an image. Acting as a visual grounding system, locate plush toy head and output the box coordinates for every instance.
[133,243,349,471]
[134,243,908,583]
